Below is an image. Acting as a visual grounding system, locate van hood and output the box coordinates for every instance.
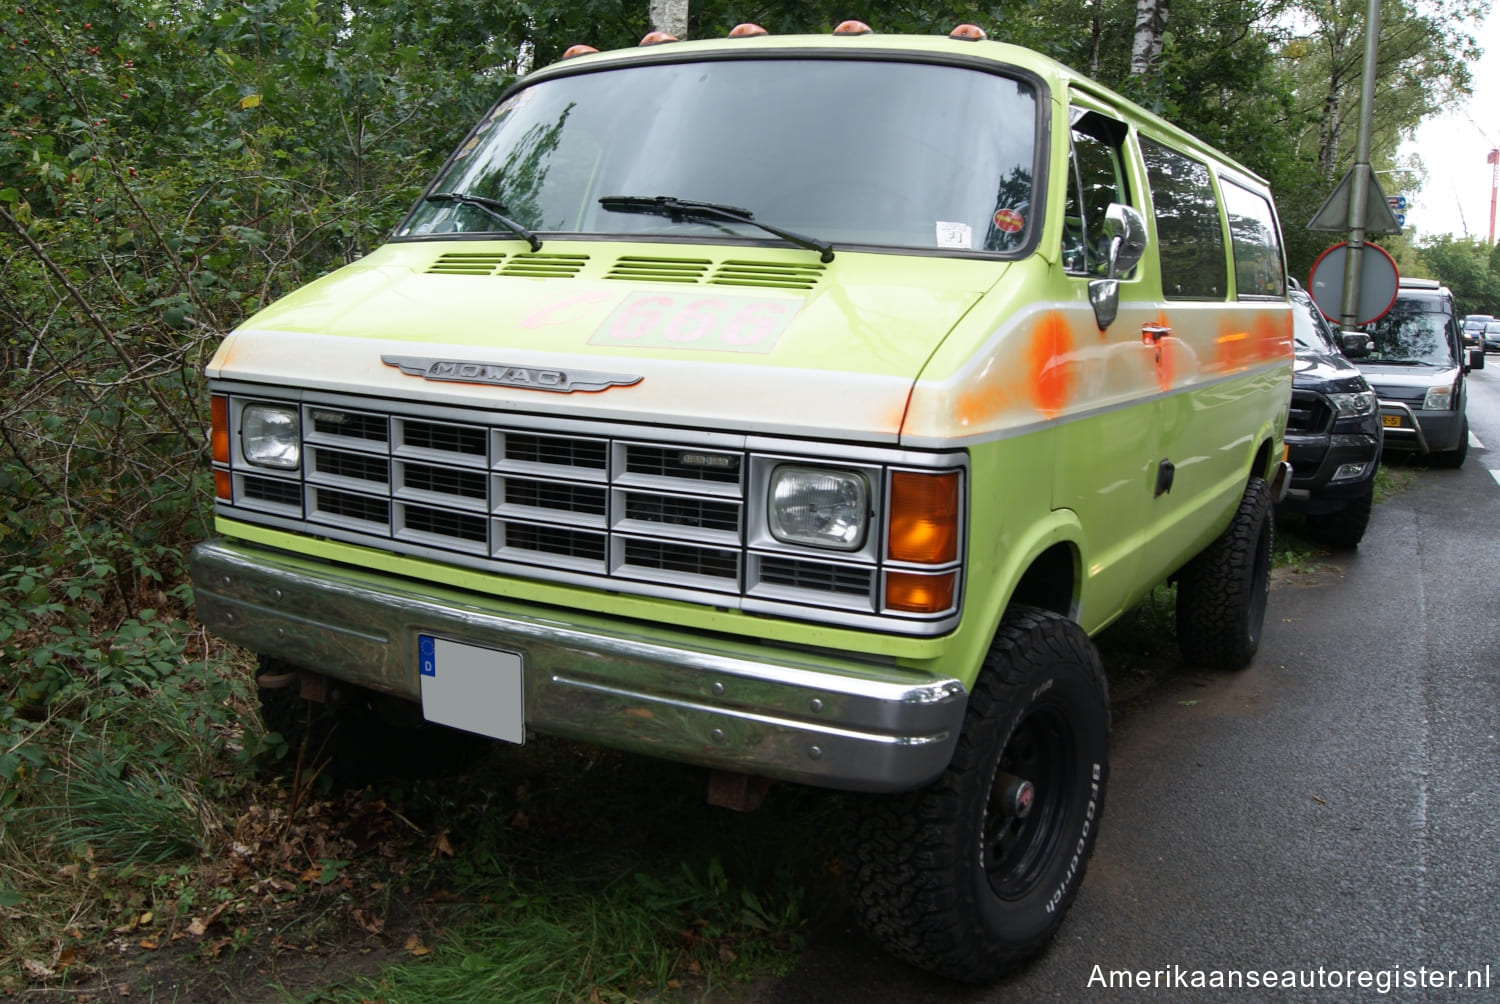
[209,241,1002,443]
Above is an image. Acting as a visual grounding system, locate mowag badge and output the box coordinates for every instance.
[381,355,642,393]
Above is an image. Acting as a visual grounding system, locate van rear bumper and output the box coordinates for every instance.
[191,539,967,793]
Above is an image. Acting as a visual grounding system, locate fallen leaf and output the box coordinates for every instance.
[137,939,159,951]
[57,864,81,879]
[1312,795,1327,804]
[351,908,385,935]
[22,959,55,980]
[433,830,455,857]
[404,933,431,956]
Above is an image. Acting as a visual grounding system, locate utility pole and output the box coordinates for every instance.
[1338,0,1382,331]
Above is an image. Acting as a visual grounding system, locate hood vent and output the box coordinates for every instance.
[710,260,825,290]
[605,256,712,283]
[427,252,507,275]
[500,253,589,278]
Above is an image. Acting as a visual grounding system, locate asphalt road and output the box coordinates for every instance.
[744,364,1500,1003]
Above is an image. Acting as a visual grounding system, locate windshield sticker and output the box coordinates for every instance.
[936,222,973,249]
[992,208,1025,234]
[590,293,799,354]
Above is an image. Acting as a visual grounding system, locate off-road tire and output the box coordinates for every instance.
[1428,419,1468,469]
[1304,477,1374,549]
[257,656,491,788]
[844,607,1110,984]
[1175,476,1273,669]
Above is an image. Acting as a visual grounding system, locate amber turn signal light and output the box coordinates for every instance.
[214,469,232,501]
[888,470,960,564]
[211,394,230,465]
[885,570,956,614]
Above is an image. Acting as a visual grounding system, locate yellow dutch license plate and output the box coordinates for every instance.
[1381,414,1403,428]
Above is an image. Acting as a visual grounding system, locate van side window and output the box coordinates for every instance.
[1063,112,1130,277]
[1139,137,1226,300]
[1221,181,1285,298]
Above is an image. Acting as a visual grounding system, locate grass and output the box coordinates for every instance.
[0,639,841,1000]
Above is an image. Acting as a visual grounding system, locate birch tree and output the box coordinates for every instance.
[1131,0,1169,75]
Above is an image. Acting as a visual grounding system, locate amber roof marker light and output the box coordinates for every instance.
[950,24,987,41]
[639,31,680,45]
[728,23,769,37]
[832,20,873,36]
[561,44,599,59]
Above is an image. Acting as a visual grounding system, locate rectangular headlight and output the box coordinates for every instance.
[1422,385,1453,411]
[768,466,868,550]
[242,404,301,469]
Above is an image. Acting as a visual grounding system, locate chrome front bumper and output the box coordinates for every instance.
[191,539,967,793]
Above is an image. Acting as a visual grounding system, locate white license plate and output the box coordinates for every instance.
[418,635,525,744]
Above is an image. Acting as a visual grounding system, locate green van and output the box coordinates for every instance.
[191,20,1292,982]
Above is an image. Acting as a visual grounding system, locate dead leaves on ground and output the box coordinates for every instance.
[18,786,449,989]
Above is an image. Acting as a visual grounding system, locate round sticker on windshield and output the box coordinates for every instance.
[993,208,1025,234]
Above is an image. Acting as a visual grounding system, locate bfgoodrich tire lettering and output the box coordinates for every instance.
[844,607,1110,984]
[1175,476,1273,669]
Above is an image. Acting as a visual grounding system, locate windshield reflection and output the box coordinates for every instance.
[398,58,1039,254]
[1360,307,1456,367]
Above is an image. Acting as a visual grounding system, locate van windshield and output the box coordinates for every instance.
[397,58,1039,254]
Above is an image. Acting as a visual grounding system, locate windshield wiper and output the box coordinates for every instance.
[424,192,541,252]
[599,195,834,263]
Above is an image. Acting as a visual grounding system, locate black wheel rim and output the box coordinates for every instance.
[984,706,1074,900]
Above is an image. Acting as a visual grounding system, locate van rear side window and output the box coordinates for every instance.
[1222,181,1285,298]
[1140,137,1226,300]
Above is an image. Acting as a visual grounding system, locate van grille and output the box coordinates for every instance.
[217,394,964,632]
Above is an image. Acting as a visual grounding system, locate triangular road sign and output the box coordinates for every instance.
[1307,165,1404,234]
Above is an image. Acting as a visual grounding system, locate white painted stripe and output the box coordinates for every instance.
[1471,430,1485,449]
[1490,469,1500,487]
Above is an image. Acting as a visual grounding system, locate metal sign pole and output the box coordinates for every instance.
[1340,0,1382,330]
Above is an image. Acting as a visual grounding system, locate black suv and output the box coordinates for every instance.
[1351,277,1483,468]
[1279,281,1383,547]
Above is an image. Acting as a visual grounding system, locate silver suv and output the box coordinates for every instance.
[1351,278,1483,468]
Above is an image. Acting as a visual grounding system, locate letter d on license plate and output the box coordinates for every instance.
[418,635,525,744]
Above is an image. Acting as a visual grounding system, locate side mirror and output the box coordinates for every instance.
[1103,202,1148,278]
[1340,331,1372,358]
[1469,346,1485,371]
[1089,203,1148,330]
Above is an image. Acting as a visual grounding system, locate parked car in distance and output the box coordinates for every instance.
[1350,277,1482,468]
[1462,313,1492,350]
[1279,281,1382,547]
[1483,319,1500,352]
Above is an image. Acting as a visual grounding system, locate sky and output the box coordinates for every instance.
[1398,10,1500,242]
